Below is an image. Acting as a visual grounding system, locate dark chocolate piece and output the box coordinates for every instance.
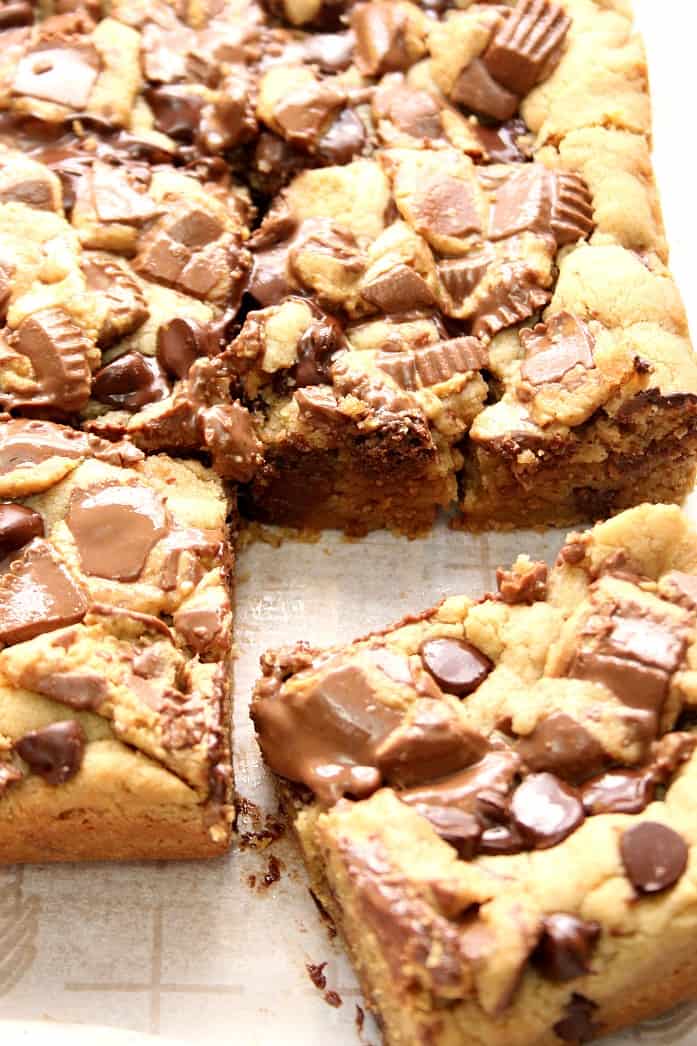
[619,821,688,895]
[532,914,600,982]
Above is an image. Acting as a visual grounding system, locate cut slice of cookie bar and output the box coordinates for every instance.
[0,419,234,861]
[252,503,697,1044]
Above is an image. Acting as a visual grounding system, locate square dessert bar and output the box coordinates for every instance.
[0,0,691,535]
[0,419,234,862]
[253,504,697,1045]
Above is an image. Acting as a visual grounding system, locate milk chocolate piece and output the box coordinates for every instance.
[6,308,92,413]
[516,712,607,784]
[0,538,88,646]
[317,107,366,165]
[662,570,697,610]
[146,86,204,142]
[411,175,481,239]
[273,80,345,148]
[294,317,345,387]
[352,2,411,77]
[362,264,437,314]
[581,768,656,815]
[92,353,170,410]
[438,253,492,304]
[374,83,442,140]
[553,994,600,1044]
[15,720,86,784]
[532,914,600,982]
[483,0,571,96]
[375,701,489,787]
[378,337,486,390]
[510,773,584,848]
[66,483,169,582]
[91,165,160,225]
[0,418,143,473]
[419,637,492,697]
[620,821,688,895]
[252,658,402,804]
[0,2,34,29]
[0,503,43,559]
[157,317,216,379]
[470,262,550,342]
[451,58,518,123]
[200,402,262,482]
[82,255,149,347]
[13,41,100,109]
[520,312,595,385]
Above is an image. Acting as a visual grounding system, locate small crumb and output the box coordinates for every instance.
[306,961,327,990]
[355,1005,365,1033]
[262,854,281,888]
[324,990,342,1008]
[246,874,257,889]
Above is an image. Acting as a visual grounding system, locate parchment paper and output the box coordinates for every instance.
[2,2,696,1042]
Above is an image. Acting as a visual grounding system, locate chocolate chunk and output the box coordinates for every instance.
[416,805,482,858]
[550,173,594,246]
[566,603,686,728]
[6,308,92,413]
[302,31,355,73]
[0,173,54,210]
[419,637,492,697]
[157,317,215,380]
[472,118,530,164]
[451,58,518,122]
[620,821,688,895]
[295,385,344,424]
[82,255,149,347]
[0,538,88,646]
[496,559,547,604]
[553,994,600,1044]
[375,83,442,139]
[317,108,366,165]
[66,484,169,582]
[510,773,584,848]
[15,720,86,784]
[92,353,170,411]
[482,0,571,96]
[362,263,437,314]
[438,252,492,304]
[252,657,403,805]
[488,165,554,241]
[294,318,345,387]
[146,86,203,142]
[376,700,489,787]
[532,914,600,982]
[520,312,595,385]
[412,175,481,239]
[0,503,44,560]
[401,749,521,813]
[173,600,229,659]
[581,768,656,815]
[273,80,346,148]
[516,713,607,785]
[471,262,550,341]
[13,42,100,109]
[377,337,486,390]
[91,166,159,225]
[352,2,411,77]
[200,402,262,482]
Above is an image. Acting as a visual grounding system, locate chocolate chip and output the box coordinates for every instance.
[620,821,688,895]
[581,768,656,815]
[15,720,86,785]
[510,773,584,849]
[146,86,203,141]
[532,914,600,982]
[0,2,34,28]
[157,317,213,379]
[92,353,170,410]
[416,805,482,858]
[419,637,492,697]
[317,108,366,165]
[294,319,345,387]
[0,503,44,560]
[553,994,600,1044]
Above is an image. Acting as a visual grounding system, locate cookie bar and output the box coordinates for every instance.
[252,504,697,1044]
[0,419,234,862]
[0,0,690,534]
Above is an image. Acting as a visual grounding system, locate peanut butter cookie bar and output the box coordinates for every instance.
[253,504,697,1044]
[0,419,234,861]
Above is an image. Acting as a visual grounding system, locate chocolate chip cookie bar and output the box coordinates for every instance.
[252,504,697,1044]
[0,0,692,534]
[0,419,234,861]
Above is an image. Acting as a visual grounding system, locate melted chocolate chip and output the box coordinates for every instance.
[92,353,170,410]
[146,86,203,141]
[417,806,482,858]
[532,914,600,982]
[581,768,656,815]
[15,719,86,784]
[620,821,688,895]
[419,637,492,697]
[157,317,215,379]
[294,318,345,387]
[553,994,600,1044]
[510,773,584,849]
[0,503,44,560]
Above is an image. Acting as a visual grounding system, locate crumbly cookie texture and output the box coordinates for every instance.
[0,0,691,534]
[0,419,234,862]
[252,504,697,1046]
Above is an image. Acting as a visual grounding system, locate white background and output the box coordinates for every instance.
[2,2,697,1043]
